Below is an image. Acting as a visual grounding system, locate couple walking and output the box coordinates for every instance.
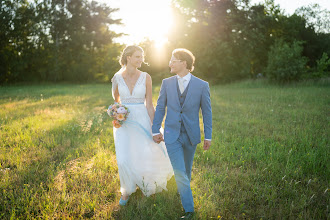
[111,45,212,219]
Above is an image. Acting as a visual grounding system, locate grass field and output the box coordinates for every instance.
[0,80,329,219]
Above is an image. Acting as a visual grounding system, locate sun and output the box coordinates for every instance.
[142,1,173,48]
[104,0,173,46]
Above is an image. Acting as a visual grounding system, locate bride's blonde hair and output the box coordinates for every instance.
[119,45,144,67]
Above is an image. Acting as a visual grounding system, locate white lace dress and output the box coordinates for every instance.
[111,71,173,196]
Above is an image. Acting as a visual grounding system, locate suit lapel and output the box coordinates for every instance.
[182,75,195,108]
[172,77,181,107]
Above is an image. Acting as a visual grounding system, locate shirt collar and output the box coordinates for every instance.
[177,72,191,81]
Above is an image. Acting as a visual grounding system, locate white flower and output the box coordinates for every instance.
[117,106,127,114]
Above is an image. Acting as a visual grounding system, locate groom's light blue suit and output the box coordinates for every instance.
[152,74,212,212]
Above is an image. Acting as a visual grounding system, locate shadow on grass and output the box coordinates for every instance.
[0,92,116,218]
[111,177,184,220]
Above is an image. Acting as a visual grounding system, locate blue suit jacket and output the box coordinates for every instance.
[152,75,212,145]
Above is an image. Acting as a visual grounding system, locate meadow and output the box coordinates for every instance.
[0,80,329,219]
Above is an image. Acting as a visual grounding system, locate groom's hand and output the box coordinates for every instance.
[203,140,211,150]
[153,134,164,144]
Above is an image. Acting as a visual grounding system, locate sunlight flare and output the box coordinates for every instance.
[105,0,173,44]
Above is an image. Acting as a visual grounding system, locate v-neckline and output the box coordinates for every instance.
[121,72,143,96]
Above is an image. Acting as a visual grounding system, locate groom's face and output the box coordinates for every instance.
[169,55,185,74]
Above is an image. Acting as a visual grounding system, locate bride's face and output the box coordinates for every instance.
[127,51,144,68]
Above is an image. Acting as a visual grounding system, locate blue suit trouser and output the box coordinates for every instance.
[165,131,197,212]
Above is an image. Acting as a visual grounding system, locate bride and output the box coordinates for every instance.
[111,45,173,206]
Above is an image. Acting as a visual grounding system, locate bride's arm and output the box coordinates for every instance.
[112,75,120,103]
[113,86,120,103]
[145,73,155,122]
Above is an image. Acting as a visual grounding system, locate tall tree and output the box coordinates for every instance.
[0,0,123,83]
[0,0,37,82]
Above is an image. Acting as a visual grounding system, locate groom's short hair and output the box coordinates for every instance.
[172,48,195,72]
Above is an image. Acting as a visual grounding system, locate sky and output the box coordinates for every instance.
[98,0,330,45]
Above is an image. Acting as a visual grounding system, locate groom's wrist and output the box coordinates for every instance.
[153,133,160,136]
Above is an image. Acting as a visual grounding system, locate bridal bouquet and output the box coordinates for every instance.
[107,103,130,128]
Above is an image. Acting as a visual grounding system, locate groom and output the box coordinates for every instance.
[152,48,212,219]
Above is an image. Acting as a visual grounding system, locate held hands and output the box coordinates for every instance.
[153,133,164,144]
[203,140,211,151]
[153,133,210,149]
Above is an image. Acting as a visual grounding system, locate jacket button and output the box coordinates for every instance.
[180,111,182,113]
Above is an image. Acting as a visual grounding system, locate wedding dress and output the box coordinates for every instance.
[112,71,173,196]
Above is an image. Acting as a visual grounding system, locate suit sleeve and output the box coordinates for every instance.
[201,82,212,140]
[152,80,167,134]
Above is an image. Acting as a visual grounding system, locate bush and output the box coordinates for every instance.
[266,39,308,82]
[195,39,250,83]
[313,52,330,78]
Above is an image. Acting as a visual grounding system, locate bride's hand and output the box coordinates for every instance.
[153,134,164,144]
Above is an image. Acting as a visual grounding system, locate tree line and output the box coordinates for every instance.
[1,0,123,83]
[1,0,330,84]
[143,0,330,83]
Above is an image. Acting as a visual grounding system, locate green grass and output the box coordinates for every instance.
[0,81,329,219]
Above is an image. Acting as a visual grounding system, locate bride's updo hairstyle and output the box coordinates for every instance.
[119,45,144,67]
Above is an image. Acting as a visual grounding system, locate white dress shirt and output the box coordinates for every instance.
[177,73,192,92]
